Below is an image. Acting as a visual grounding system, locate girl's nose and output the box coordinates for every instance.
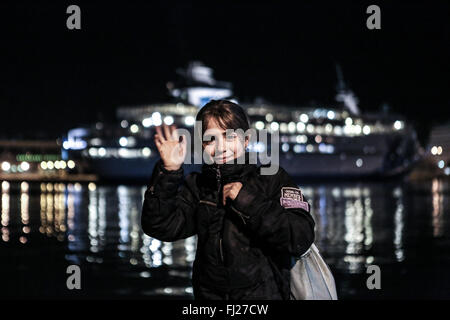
[217,137,226,153]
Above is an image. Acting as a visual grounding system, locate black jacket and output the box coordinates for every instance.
[141,155,315,300]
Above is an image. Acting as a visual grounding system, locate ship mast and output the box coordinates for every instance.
[335,64,360,115]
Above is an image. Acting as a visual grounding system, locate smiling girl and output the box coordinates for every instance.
[141,99,315,300]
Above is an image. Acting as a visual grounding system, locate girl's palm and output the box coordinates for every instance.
[154,124,187,170]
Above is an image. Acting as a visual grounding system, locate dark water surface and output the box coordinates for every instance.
[1,178,449,299]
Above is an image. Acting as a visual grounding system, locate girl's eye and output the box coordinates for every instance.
[226,134,237,141]
[204,136,215,145]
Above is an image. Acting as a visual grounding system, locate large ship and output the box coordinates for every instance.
[62,62,422,182]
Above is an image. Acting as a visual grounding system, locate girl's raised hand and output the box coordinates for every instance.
[154,124,187,171]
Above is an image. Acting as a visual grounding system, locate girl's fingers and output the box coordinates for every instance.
[163,124,172,141]
[154,135,162,150]
[155,126,166,142]
[180,135,187,153]
[222,186,231,205]
[171,125,179,141]
[154,133,161,144]
[155,133,164,145]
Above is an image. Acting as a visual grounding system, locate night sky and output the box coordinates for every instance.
[1,0,449,144]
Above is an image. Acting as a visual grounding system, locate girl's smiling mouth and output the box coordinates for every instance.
[214,154,234,163]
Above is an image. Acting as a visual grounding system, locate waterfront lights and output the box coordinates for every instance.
[54,161,61,169]
[296,135,307,143]
[318,143,335,154]
[265,113,273,122]
[315,135,322,143]
[363,125,371,135]
[270,122,279,131]
[296,122,306,132]
[345,117,353,126]
[21,181,29,192]
[356,158,363,167]
[299,114,309,123]
[318,143,330,153]
[334,126,343,136]
[394,120,404,130]
[288,122,296,133]
[293,144,302,153]
[184,116,195,126]
[20,161,30,172]
[89,148,98,157]
[40,161,47,170]
[142,117,153,128]
[251,142,265,153]
[327,110,335,120]
[431,146,437,155]
[46,161,54,170]
[255,121,265,130]
[96,122,103,130]
[67,160,75,169]
[431,146,443,155]
[130,124,139,133]
[121,120,129,128]
[282,143,290,152]
[152,112,162,124]
[164,116,174,125]
[2,181,9,192]
[62,139,87,150]
[142,147,151,157]
[98,147,106,157]
[119,136,128,147]
[343,125,352,136]
[438,160,445,169]
[90,138,102,146]
[1,161,11,172]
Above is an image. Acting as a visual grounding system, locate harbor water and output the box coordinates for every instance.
[1,177,449,299]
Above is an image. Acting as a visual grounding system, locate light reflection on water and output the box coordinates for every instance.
[1,178,449,299]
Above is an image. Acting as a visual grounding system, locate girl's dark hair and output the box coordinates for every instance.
[195,100,250,136]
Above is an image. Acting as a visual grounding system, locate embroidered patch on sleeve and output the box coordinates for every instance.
[280,187,310,212]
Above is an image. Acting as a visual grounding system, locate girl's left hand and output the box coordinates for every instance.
[222,182,243,205]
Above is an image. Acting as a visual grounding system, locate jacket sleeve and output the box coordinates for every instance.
[230,167,315,256]
[141,159,198,242]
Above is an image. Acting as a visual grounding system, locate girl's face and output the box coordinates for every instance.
[202,118,249,164]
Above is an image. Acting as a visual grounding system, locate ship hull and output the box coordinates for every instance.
[84,153,415,184]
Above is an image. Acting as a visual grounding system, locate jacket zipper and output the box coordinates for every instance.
[215,165,225,265]
[219,238,224,263]
[230,205,249,225]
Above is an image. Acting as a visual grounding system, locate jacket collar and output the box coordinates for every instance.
[201,152,258,186]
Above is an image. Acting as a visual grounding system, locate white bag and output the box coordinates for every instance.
[290,244,338,300]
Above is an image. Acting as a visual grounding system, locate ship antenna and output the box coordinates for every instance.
[335,63,360,115]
